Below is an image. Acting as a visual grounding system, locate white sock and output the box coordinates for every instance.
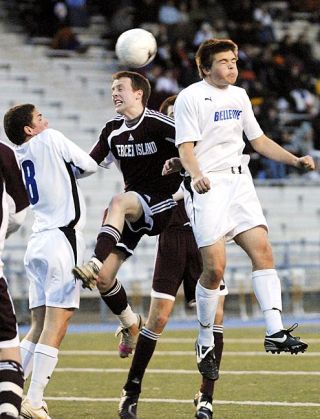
[118,304,138,328]
[252,269,283,335]
[196,281,220,347]
[264,309,284,336]
[20,339,36,379]
[27,343,59,408]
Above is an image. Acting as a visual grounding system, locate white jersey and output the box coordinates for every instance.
[15,128,97,232]
[174,80,263,172]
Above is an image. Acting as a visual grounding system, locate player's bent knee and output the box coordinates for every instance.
[202,266,224,284]
[147,313,169,333]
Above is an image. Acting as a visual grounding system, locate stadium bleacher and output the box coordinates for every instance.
[0,1,319,322]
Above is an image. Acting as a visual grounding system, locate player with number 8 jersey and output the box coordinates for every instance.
[3,103,97,418]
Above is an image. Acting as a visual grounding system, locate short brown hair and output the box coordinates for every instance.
[159,95,177,115]
[3,104,35,145]
[112,71,151,107]
[195,39,238,78]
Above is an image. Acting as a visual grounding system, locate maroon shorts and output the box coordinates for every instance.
[0,277,18,343]
[116,191,176,258]
[152,227,202,301]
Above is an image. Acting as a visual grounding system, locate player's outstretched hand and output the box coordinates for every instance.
[192,175,211,194]
[162,157,182,175]
[297,155,315,171]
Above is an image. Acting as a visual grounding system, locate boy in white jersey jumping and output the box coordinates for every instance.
[4,104,98,419]
[173,39,314,414]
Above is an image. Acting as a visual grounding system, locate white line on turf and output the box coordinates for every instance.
[44,396,320,407]
[55,368,320,375]
[59,350,320,356]
[159,338,320,344]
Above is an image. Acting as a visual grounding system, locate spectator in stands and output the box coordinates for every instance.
[133,0,159,28]
[158,0,183,25]
[253,3,276,44]
[154,68,180,95]
[66,0,89,27]
[193,22,215,48]
[290,84,317,114]
[51,23,88,53]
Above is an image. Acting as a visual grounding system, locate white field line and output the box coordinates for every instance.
[59,350,320,357]
[44,396,320,407]
[159,338,320,344]
[55,367,320,376]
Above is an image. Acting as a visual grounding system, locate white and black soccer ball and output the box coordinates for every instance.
[115,28,157,68]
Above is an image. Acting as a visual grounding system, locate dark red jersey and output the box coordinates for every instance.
[0,142,29,212]
[90,108,181,194]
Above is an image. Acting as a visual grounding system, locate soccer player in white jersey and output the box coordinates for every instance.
[0,142,29,418]
[4,104,98,419]
[173,39,314,414]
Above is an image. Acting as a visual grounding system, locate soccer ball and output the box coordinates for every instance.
[115,28,157,68]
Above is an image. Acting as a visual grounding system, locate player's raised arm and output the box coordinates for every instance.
[54,129,98,177]
[250,134,315,171]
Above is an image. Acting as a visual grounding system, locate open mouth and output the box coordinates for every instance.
[114,99,123,106]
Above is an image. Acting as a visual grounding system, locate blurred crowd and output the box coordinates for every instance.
[10,0,320,179]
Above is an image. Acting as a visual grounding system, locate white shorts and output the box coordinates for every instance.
[24,228,85,309]
[184,171,268,248]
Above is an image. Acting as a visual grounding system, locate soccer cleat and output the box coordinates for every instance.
[195,341,219,381]
[72,257,102,290]
[115,314,144,358]
[20,399,51,419]
[118,389,139,419]
[194,392,213,419]
[264,323,308,354]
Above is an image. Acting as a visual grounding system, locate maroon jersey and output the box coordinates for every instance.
[0,142,29,212]
[90,108,181,194]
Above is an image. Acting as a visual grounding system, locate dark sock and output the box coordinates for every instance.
[0,360,24,417]
[213,330,224,369]
[100,279,128,315]
[94,224,121,262]
[200,329,224,397]
[124,328,160,394]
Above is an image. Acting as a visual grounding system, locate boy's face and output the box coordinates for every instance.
[111,77,143,116]
[25,108,48,137]
[204,50,238,88]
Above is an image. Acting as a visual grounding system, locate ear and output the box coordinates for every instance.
[135,89,143,101]
[202,66,211,76]
[24,125,33,136]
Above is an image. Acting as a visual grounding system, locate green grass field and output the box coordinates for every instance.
[23,325,320,418]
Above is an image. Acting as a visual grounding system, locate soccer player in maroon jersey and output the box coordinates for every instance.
[72,71,182,356]
[0,142,29,418]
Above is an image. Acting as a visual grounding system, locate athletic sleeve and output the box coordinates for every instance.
[242,90,264,141]
[89,125,112,165]
[174,90,202,146]
[49,129,98,177]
